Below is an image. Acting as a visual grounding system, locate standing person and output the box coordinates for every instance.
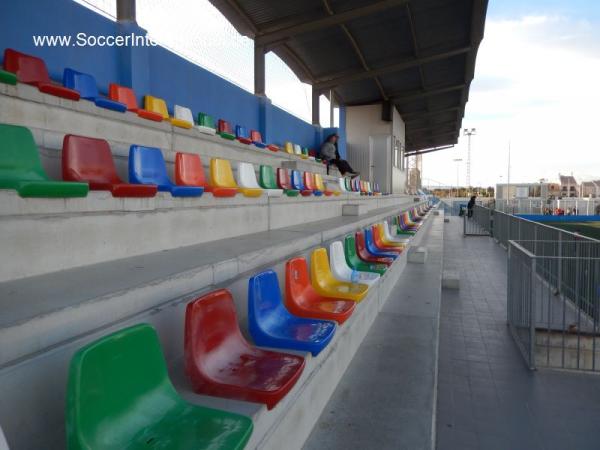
[467,195,476,218]
[320,134,359,177]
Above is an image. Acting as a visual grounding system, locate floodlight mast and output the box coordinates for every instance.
[463,128,476,192]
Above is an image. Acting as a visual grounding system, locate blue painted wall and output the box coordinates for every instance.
[0,0,340,150]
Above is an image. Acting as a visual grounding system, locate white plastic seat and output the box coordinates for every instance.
[338,177,348,192]
[172,105,194,128]
[329,241,380,286]
[237,162,282,197]
[383,220,410,243]
[293,144,303,156]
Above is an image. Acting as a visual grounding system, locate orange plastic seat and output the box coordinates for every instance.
[374,223,406,248]
[206,158,239,197]
[175,152,207,189]
[285,257,355,324]
[303,172,322,196]
[108,84,163,122]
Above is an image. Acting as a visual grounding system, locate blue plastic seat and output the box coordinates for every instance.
[235,125,252,145]
[248,270,336,356]
[365,229,399,259]
[290,170,312,196]
[63,68,127,113]
[129,145,204,197]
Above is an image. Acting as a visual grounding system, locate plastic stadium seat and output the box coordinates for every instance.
[63,135,157,197]
[235,126,253,145]
[382,220,410,244]
[411,207,424,222]
[248,270,336,356]
[175,152,207,189]
[67,323,253,450]
[196,112,216,135]
[267,143,280,152]
[0,124,88,198]
[3,49,80,100]
[285,257,356,324]
[108,84,163,121]
[0,69,17,85]
[308,149,317,161]
[372,225,404,253]
[314,174,333,196]
[355,231,394,266]
[62,68,126,112]
[396,214,417,235]
[293,144,303,158]
[144,95,193,129]
[236,162,264,197]
[303,172,322,196]
[129,145,203,197]
[365,229,399,258]
[217,120,236,140]
[329,241,380,286]
[250,130,267,149]
[311,248,368,301]
[300,147,309,159]
[403,211,421,229]
[276,168,300,197]
[206,158,239,197]
[291,170,312,196]
[184,289,305,410]
[258,165,284,197]
[344,235,387,275]
[338,177,348,193]
[284,142,294,154]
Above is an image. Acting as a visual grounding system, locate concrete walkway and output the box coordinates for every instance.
[303,213,444,450]
[436,217,600,450]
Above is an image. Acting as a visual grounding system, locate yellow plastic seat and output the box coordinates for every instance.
[144,95,193,129]
[314,173,334,196]
[310,248,368,302]
[284,141,294,154]
[375,223,405,247]
[208,158,261,197]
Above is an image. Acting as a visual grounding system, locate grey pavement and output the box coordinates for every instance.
[436,217,600,450]
[303,213,444,450]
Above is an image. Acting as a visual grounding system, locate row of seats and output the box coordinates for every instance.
[1,48,327,163]
[56,211,430,450]
[0,123,351,198]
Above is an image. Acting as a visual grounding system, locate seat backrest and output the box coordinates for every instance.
[284,142,294,154]
[62,68,99,99]
[0,124,47,182]
[129,145,171,185]
[329,241,351,278]
[62,135,122,185]
[175,152,206,187]
[303,172,316,190]
[248,270,289,327]
[276,168,292,190]
[259,165,278,189]
[314,174,327,191]
[237,162,261,189]
[108,83,139,110]
[3,48,50,85]
[67,324,180,449]
[250,130,263,143]
[185,289,248,377]
[293,144,302,155]
[174,105,194,123]
[144,95,170,120]
[197,112,215,129]
[308,149,317,158]
[291,170,306,190]
[209,158,238,188]
[344,235,360,264]
[301,147,309,157]
[285,257,312,306]
[345,178,352,191]
[218,119,233,134]
[235,125,249,139]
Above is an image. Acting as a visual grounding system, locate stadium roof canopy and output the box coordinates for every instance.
[210,0,488,154]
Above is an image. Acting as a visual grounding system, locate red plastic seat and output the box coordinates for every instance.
[372,225,403,253]
[3,48,80,100]
[355,231,394,266]
[285,258,355,324]
[108,83,164,122]
[175,152,207,189]
[62,134,157,197]
[185,289,305,410]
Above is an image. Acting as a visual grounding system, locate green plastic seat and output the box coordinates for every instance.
[344,235,387,275]
[0,124,88,197]
[259,165,278,189]
[197,112,215,129]
[67,323,253,450]
[0,69,17,85]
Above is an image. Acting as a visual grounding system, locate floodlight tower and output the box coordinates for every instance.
[463,128,476,191]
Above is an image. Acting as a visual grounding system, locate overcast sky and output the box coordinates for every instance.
[422,0,600,188]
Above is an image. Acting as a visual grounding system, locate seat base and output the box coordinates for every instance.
[208,186,238,197]
[266,145,279,152]
[265,189,284,197]
[109,183,157,197]
[0,69,17,85]
[9,180,89,198]
[171,118,193,129]
[239,188,263,198]
[253,141,267,148]
[300,190,312,196]
[136,109,164,122]
[218,132,236,140]
[237,137,253,145]
[38,83,80,101]
[284,189,300,197]
[291,300,356,325]
[93,97,127,113]
[169,185,204,197]
[196,125,216,135]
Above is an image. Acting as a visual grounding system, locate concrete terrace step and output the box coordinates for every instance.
[0,201,417,367]
[0,207,436,450]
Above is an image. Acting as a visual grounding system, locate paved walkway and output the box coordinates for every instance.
[436,217,600,450]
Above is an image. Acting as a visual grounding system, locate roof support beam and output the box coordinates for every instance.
[117,0,136,22]
[255,0,409,46]
[402,106,462,121]
[254,44,266,96]
[391,83,465,103]
[405,145,454,157]
[408,120,458,133]
[312,86,320,126]
[314,46,470,90]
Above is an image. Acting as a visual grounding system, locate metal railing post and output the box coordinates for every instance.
[529,255,537,369]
